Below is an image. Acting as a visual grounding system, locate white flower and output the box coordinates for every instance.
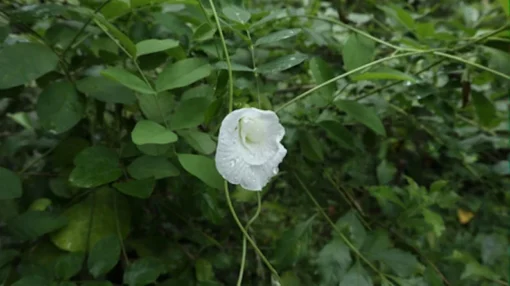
[215,108,287,191]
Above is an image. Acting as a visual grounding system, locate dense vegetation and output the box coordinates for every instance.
[0,0,509,285]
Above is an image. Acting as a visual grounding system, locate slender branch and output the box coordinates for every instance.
[294,173,395,285]
[223,181,280,280]
[275,51,430,113]
[237,192,262,286]
[433,51,510,81]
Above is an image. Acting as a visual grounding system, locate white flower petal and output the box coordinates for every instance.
[215,108,287,191]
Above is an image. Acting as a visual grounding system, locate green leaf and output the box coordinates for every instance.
[317,239,352,285]
[257,53,308,74]
[127,155,180,180]
[280,271,301,286]
[352,67,417,82]
[69,146,123,188]
[255,29,301,46]
[136,39,179,57]
[193,23,217,42]
[101,67,154,94]
[272,215,315,268]
[214,61,253,72]
[195,258,214,281]
[113,178,156,199]
[309,57,335,106]
[12,276,51,286]
[0,249,19,268]
[342,34,375,71]
[76,76,136,104]
[339,264,373,286]
[335,211,366,248]
[461,261,500,280]
[138,92,174,124]
[93,15,137,58]
[7,210,67,240]
[378,5,415,30]
[177,154,223,190]
[179,130,216,155]
[54,252,85,280]
[498,0,509,16]
[471,92,497,128]
[376,160,397,185]
[0,43,59,89]
[156,58,212,92]
[318,120,355,150]
[51,187,131,252]
[0,167,22,200]
[36,81,84,134]
[131,120,178,145]
[123,257,166,286]
[170,97,210,130]
[334,99,386,136]
[87,235,121,278]
[81,282,113,286]
[299,130,324,162]
[222,6,251,24]
[422,209,445,237]
[372,249,419,277]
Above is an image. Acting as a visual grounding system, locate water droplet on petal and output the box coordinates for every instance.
[229,160,235,167]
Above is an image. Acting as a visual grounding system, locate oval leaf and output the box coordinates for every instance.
[177,154,223,190]
[352,67,417,82]
[222,6,251,24]
[127,155,180,180]
[0,43,59,89]
[257,53,308,74]
[342,34,375,71]
[156,58,212,92]
[131,120,178,145]
[101,67,154,94]
[87,235,121,278]
[36,81,84,134]
[334,99,386,136]
[135,39,179,57]
[255,29,301,46]
[0,167,22,200]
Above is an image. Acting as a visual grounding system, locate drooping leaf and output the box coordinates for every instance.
[179,130,216,155]
[76,76,136,104]
[0,43,59,89]
[138,92,174,124]
[272,215,315,268]
[170,97,211,130]
[156,58,212,92]
[334,99,386,136]
[51,187,131,252]
[101,67,154,94]
[113,178,156,199]
[87,235,121,278]
[222,6,251,24]
[69,146,123,188]
[299,130,324,162]
[93,15,137,58]
[317,239,352,285]
[123,257,166,286]
[0,167,22,200]
[136,39,179,57]
[54,252,85,280]
[371,248,420,277]
[318,120,355,150]
[339,264,373,286]
[257,53,308,74]
[131,120,178,145]
[7,211,67,240]
[471,92,497,128]
[177,154,223,190]
[127,155,180,180]
[309,57,336,106]
[36,81,84,134]
[342,34,375,71]
[255,29,301,46]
